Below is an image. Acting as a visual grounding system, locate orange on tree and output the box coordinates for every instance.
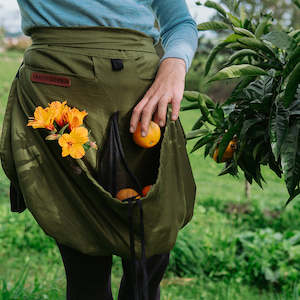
[213,139,237,163]
[132,121,161,148]
[142,185,152,197]
[115,188,141,201]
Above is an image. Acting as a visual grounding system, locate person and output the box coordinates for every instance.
[1,1,198,299]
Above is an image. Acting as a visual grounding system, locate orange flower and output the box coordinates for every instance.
[27,106,56,131]
[48,100,70,127]
[58,127,89,159]
[66,107,88,131]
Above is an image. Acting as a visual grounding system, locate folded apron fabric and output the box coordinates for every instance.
[0,27,197,259]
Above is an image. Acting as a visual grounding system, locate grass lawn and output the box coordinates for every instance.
[1,50,300,299]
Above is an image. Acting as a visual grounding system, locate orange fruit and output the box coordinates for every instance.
[142,185,152,197]
[116,188,141,201]
[133,121,161,148]
[213,140,237,163]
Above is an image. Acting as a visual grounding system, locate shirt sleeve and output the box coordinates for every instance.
[151,0,198,73]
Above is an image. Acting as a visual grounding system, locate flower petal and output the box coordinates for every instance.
[70,127,89,144]
[70,144,85,159]
[61,146,70,157]
[58,133,72,147]
[67,108,88,130]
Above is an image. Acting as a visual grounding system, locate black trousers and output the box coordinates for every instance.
[55,241,170,300]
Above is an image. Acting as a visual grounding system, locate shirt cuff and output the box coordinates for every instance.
[160,44,195,73]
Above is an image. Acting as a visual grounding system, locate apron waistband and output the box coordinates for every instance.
[28,26,157,54]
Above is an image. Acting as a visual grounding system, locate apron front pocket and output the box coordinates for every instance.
[24,48,96,81]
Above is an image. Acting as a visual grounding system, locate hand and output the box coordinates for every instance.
[129,57,186,137]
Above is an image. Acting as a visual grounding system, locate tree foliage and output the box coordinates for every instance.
[182,1,300,204]
[211,0,300,29]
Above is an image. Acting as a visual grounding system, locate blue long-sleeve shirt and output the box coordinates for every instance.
[16,0,198,71]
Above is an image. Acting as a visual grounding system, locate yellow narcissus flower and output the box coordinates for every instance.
[48,100,70,127]
[58,127,89,159]
[66,107,88,131]
[27,106,56,131]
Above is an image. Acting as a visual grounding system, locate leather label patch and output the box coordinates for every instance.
[31,72,71,87]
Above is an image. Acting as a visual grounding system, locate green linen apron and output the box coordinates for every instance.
[0,27,196,259]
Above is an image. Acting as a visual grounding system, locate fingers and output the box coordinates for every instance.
[155,95,171,127]
[133,93,160,137]
[129,57,186,135]
[171,93,183,121]
[130,92,182,136]
[129,95,149,134]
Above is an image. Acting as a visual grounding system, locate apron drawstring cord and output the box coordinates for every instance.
[126,196,149,300]
[136,197,149,300]
[127,197,139,300]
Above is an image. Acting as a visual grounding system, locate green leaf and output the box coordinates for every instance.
[180,103,200,111]
[59,123,69,135]
[183,91,200,102]
[197,21,230,31]
[204,140,215,157]
[83,143,90,151]
[233,0,241,12]
[226,42,249,50]
[283,62,300,108]
[205,34,242,75]
[227,49,260,65]
[199,93,216,109]
[293,0,300,9]
[218,160,238,176]
[281,120,300,198]
[186,128,211,140]
[222,104,236,116]
[270,102,290,161]
[240,118,263,140]
[237,37,275,57]
[238,153,264,188]
[255,17,271,38]
[253,141,264,160]
[284,47,300,78]
[198,94,217,125]
[239,5,247,27]
[204,1,227,18]
[224,76,257,104]
[192,116,205,130]
[227,12,241,27]
[289,29,300,39]
[263,31,296,50]
[268,151,282,178]
[254,62,283,72]
[285,189,300,207]
[208,64,267,83]
[223,0,236,11]
[289,88,300,116]
[212,106,225,124]
[183,91,215,109]
[233,27,255,38]
[190,134,215,153]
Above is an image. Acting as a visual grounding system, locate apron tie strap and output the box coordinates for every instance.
[126,196,149,300]
[136,198,149,300]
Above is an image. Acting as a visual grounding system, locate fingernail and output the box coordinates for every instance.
[159,121,164,127]
[130,126,134,133]
[172,114,177,120]
[141,131,146,137]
